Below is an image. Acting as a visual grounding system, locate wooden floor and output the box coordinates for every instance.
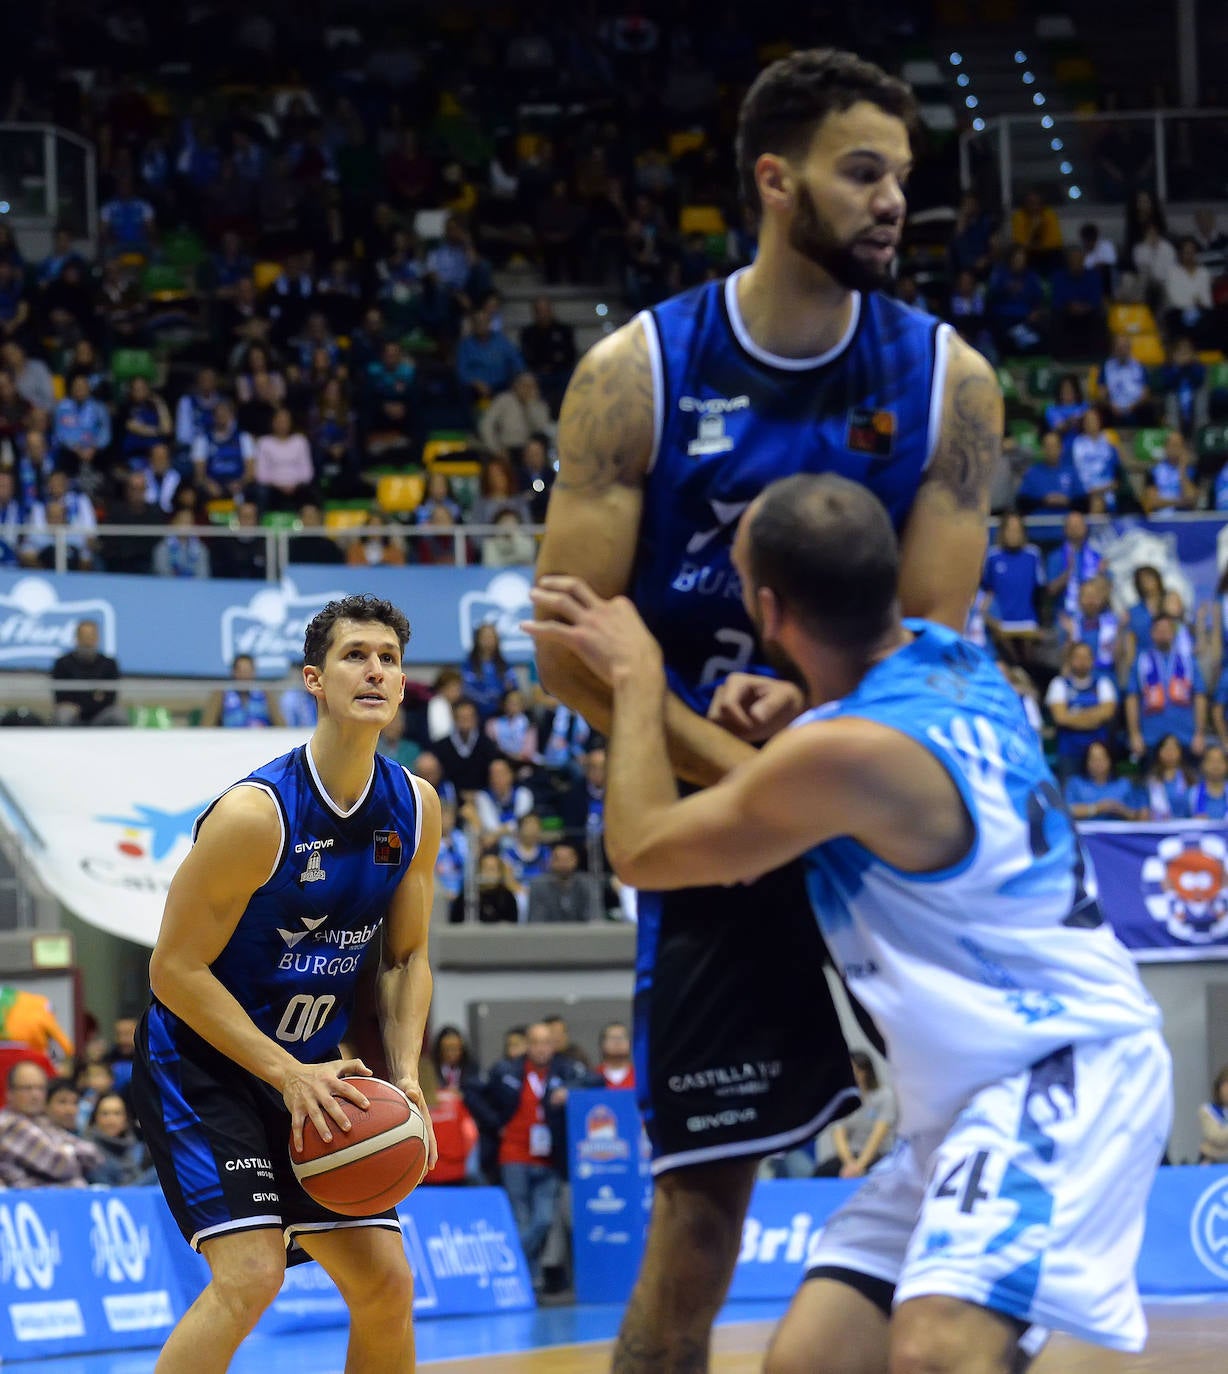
[420,1302,1227,1372]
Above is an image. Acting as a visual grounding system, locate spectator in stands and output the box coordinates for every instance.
[1159,336,1207,437]
[0,259,30,342]
[192,400,255,501]
[377,708,421,769]
[1164,238,1214,344]
[596,1022,635,1089]
[202,653,284,728]
[151,513,211,582]
[1047,510,1102,618]
[100,468,165,574]
[949,192,995,278]
[100,172,156,257]
[519,435,555,523]
[457,301,525,402]
[1064,740,1139,820]
[1142,430,1199,516]
[365,339,417,448]
[415,472,463,527]
[286,502,345,565]
[45,1080,82,1135]
[1133,221,1177,314]
[1189,744,1228,819]
[174,367,223,455]
[472,461,531,528]
[52,372,111,473]
[1050,247,1107,361]
[981,514,1043,661]
[427,668,465,743]
[987,245,1047,356]
[0,1060,102,1186]
[2,341,54,414]
[426,216,490,316]
[1011,189,1063,270]
[236,345,287,410]
[486,687,539,766]
[1079,223,1117,294]
[519,298,577,415]
[1045,374,1090,440]
[1123,565,1167,664]
[413,504,474,566]
[536,179,587,285]
[38,227,86,286]
[254,407,315,511]
[85,1092,150,1186]
[947,269,993,358]
[119,375,173,467]
[815,1052,897,1180]
[543,1015,590,1069]
[1139,732,1193,819]
[1044,641,1119,778]
[463,623,520,720]
[434,798,469,907]
[308,377,355,483]
[51,619,123,725]
[480,372,553,463]
[0,467,43,568]
[40,259,98,350]
[1016,432,1083,515]
[501,814,552,907]
[527,842,604,924]
[33,470,98,571]
[74,1061,113,1132]
[1066,408,1122,513]
[475,757,535,840]
[1060,576,1121,678]
[1126,614,1206,757]
[483,509,538,568]
[1198,1065,1228,1164]
[452,850,520,925]
[97,257,148,348]
[1100,334,1156,428]
[436,697,502,794]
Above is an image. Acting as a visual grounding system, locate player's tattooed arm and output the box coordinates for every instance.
[898,336,1000,631]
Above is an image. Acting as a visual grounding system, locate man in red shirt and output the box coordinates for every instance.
[597,1021,635,1089]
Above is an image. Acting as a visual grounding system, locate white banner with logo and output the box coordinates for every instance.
[0,730,310,946]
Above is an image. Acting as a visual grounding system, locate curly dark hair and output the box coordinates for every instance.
[303,594,411,668]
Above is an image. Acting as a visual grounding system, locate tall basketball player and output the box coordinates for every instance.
[131,594,440,1373]
[528,474,1171,1371]
[534,49,1002,1370]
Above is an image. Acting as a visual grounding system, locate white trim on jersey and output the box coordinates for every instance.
[306,739,374,818]
[924,322,953,470]
[284,1217,402,1247]
[650,1083,859,1178]
[637,310,665,474]
[723,266,862,371]
[402,766,425,853]
[190,1214,283,1252]
[232,781,287,885]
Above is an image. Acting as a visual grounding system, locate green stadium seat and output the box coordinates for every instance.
[1197,424,1228,465]
[1133,428,1169,464]
[130,706,173,729]
[260,511,300,529]
[111,349,158,383]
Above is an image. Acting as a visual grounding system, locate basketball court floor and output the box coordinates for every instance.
[38,1296,1228,1373]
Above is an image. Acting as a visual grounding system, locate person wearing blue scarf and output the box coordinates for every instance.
[1045,510,1102,618]
[1189,744,1228,819]
[1139,733,1193,820]
[1125,612,1206,754]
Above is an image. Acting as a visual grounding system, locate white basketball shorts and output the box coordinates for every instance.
[805,1028,1173,1352]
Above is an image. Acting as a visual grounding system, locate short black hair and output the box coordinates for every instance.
[46,1078,78,1104]
[303,594,411,668]
[736,48,917,214]
[745,474,899,650]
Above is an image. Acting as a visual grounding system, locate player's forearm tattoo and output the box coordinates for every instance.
[554,334,653,494]
[935,369,1001,512]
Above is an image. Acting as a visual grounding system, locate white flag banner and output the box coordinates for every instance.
[0,729,311,947]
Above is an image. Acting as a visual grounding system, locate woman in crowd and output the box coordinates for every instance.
[1198,1065,1228,1164]
[119,375,173,466]
[1120,564,1167,666]
[1189,743,1228,819]
[86,1092,152,1186]
[1064,740,1140,820]
[415,471,463,526]
[1045,374,1089,440]
[485,687,539,767]
[1141,732,1192,820]
[463,622,520,720]
[816,1053,898,1179]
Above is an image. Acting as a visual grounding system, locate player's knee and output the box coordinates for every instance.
[889,1298,1010,1374]
[344,1254,414,1317]
[209,1248,285,1319]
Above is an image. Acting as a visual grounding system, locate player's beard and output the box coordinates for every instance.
[788,181,894,293]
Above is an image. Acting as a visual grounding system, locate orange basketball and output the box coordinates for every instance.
[289,1077,429,1217]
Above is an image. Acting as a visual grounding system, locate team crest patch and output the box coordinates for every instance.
[846,407,896,458]
[1142,833,1228,943]
[373,829,404,865]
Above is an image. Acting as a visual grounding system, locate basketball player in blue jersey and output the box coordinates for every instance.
[131,593,441,1374]
[534,49,1003,1370]
[528,474,1171,1372]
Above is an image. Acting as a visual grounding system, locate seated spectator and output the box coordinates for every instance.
[74,1061,114,1133]
[539,702,592,776]
[501,813,552,895]
[134,442,182,514]
[175,367,224,456]
[1133,222,1177,313]
[435,798,470,905]
[202,653,284,728]
[286,502,345,564]
[235,344,287,409]
[451,850,520,924]
[1045,374,1090,440]
[426,216,490,314]
[0,1060,102,1186]
[1064,741,1139,820]
[218,277,273,358]
[1050,248,1107,360]
[192,400,255,501]
[100,172,156,257]
[1126,613,1206,756]
[0,259,30,341]
[519,297,577,414]
[947,268,993,356]
[1099,334,1156,429]
[527,842,604,924]
[97,257,148,346]
[1142,430,1199,516]
[32,470,98,571]
[1046,511,1102,618]
[100,468,165,574]
[457,302,525,402]
[40,259,97,350]
[463,623,520,720]
[0,467,44,568]
[425,668,464,744]
[982,514,1043,660]
[45,1079,82,1136]
[479,372,553,463]
[85,1092,150,1186]
[1160,336,1207,438]
[309,377,355,483]
[1059,575,1121,678]
[987,245,1047,355]
[346,510,408,567]
[436,697,502,794]
[2,340,54,413]
[213,500,271,579]
[377,708,421,769]
[1066,409,1122,513]
[1189,743,1228,819]
[415,472,464,527]
[413,504,474,565]
[475,758,535,839]
[1044,641,1119,777]
[153,508,211,578]
[1139,732,1193,819]
[1016,433,1083,515]
[1010,188,1063,271]
[365,340,417,445]
[52,371,111,473]
[949,192,995,278]
[816,1053,897,1179]
[51,619,123,725]
[482,508,538,568]
[1080,222,1117,294]
[1198,1065,1228,1164]
[1122,565,1166,665]
[472,460,531,528]
[38,226,87,285]
[1164,238,1214,345]
[254,407,315,511]
[519,435,555,522]
[119,375,173,467]
[486,687,539,765]
[596,1022,635,1090]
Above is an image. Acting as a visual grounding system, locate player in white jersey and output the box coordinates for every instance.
[527,473,1172,1372]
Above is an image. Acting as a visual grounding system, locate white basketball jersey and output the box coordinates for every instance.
[799,622,1161,1135]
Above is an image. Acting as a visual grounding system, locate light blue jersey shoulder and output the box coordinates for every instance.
[633,270,951,712]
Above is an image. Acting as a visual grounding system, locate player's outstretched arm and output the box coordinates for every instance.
[536,322,756,786]
[148,786,374,1152]
[898,335,1001,631]
[377,778,442,1171]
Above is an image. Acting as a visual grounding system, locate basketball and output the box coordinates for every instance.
[289,1077,429,1217]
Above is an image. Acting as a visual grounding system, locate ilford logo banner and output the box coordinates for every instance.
[1141,834,1228,943]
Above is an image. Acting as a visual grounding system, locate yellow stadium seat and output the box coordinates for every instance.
[1085,365,1100,397]
[516,133,544,162]
[1102,428,1121,450]
[426,456,482,479]
[679,205,726,236]
[51,374,65,402]
[668,130,706,160]
[253,260,283,293]
[1108,303,1156,337]
[324,507,371,530]
[1055,57,1095,84]
[1198,350,1226,365]
[376,473,426,514]
[423,437,471,467]
[1131,332,1166,366]
[206,499,236,525]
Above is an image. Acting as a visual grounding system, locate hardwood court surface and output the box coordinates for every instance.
[419,1301,1227,1373]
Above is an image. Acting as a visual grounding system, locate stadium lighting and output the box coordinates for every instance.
[972,118,986,132]
[957,73,970,87]
[1041,114,1055,128]
[965,95,978,109]
[1060,160,1073,175]
[1015,51,1027,63]
[1022,72,1035,84]
[950,52,962,65]
[1051,138,1064,151]
[1069,186,1082,199]
[595,304,609,317]
[1033,93,1046,106]
[0,202,9,214]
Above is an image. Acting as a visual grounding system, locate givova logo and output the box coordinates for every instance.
[0,577,116,668]
[90,1198,150,1284]
[0,1202,61,1290]
[220,578,346,674]
[458,572,533,659]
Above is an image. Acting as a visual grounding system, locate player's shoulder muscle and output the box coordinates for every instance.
[186,784,284,896]
[928,334,1002,515]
